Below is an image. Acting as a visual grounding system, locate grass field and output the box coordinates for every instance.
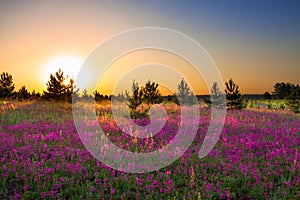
[0,100,299,199]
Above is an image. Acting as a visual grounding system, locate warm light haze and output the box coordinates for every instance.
[1,0,299,95]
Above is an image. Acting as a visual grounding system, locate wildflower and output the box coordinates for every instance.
[13,192,20,200]
[153,179,159,185]
[24,185,29,191]
[58,177,64,182]
[165,170,171,177]
[110,188,116,195]
[136,177,143,186]
[40,192,47,198]
[146,175,152,182]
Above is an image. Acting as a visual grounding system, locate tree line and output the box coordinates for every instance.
[0,70,299,113]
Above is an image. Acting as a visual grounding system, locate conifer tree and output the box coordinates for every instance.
[43,69,76,102]
[225,78,245,109]
[18,86,31,100]
[93,90,104,102]
[285,84,300,113]
[141,80,162,105]
[128,80,143,111]
[0,72,15,98]
[175,78,198,106]
[211,82,225,108]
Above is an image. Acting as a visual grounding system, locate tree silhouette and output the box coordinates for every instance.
[128,80,143,111]
[225,78,245,109]
[127,80,162,118]
[116,90,130,102]
[0,72,15,98]
[177,78,190,96]
[263,91,272,100]
[285,84,300,113]
[175,78,197,105]
[272,82,293,99]
[210,82,225,108]
[17,86,31,100]
[81,89,92,100]
[93,90,104,101]
[175,78,190,104]
[43,69,77,102]
[65,78,77,101]
[141,80,162,104]
[31,90,41,99]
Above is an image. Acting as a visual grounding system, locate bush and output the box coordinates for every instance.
[279,102,286,110]
[248,100,254,108]
[267,101,272,109]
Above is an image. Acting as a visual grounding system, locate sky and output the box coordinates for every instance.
[0,0,299,95]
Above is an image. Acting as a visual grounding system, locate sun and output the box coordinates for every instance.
[43,55,84,83]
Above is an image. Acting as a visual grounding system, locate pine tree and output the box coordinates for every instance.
[18,86,31,100]
[175,78,190,105]
[81,89,92,100]
[225,78,245,109]
[43,69,77,102]
[211,82,225,108]
[31,90,41,98]
[65,78,77,101]
[285,84,300,113]
[141,80,162,105]
[0,72,15,98]
[174,78,198,105]
[93,90,104,102]
[128,80,143,111]
[127,80,163,118]
[116,90,129,102]
[273,82,293,99]
[124,90,130,101]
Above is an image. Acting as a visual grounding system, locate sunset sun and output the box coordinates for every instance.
[43,55,84,83]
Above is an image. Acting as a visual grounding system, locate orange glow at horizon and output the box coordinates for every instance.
[96,49,209,96]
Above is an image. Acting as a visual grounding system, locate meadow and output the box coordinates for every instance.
[0,100,299,199]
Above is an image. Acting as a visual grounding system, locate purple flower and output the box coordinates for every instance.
[13,192,21,200]
[110,188,116,195]
[153,179,159,185]
[23,185,29,191]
